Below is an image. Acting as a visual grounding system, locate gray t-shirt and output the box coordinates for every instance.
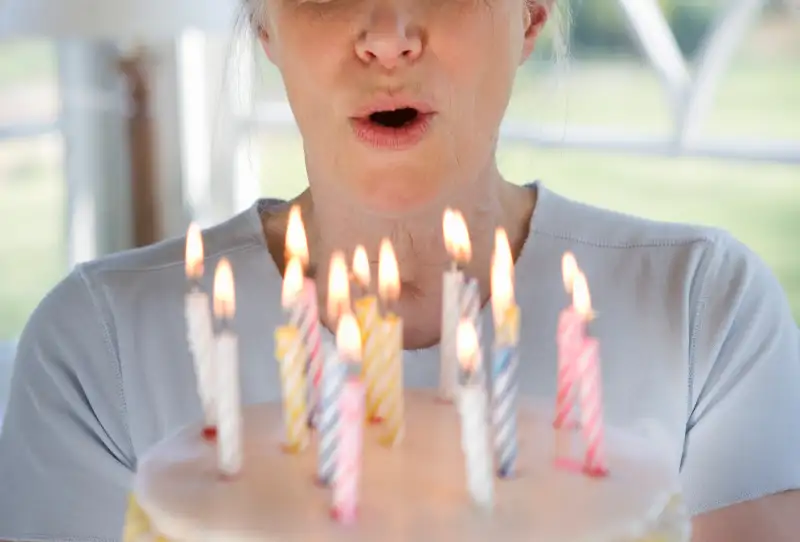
[1,182,798,541]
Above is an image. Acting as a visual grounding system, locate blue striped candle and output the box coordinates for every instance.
[492,345,518,478]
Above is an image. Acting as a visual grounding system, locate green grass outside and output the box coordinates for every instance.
[1,58,798,340]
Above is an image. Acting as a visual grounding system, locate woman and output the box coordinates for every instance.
[0,0,798,540]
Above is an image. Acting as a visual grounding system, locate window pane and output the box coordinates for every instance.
[252,131,307,200]
[0,41,65,342]
[0,40,58,126]
[496,147,800,323]
[702,7,800,141]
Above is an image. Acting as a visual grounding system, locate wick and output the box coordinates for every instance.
[187,277,202,293]
[216,316,234,334]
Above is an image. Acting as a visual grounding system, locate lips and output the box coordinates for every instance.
[349,97,436,150]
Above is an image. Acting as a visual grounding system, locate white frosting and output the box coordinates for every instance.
[135,391,687,542]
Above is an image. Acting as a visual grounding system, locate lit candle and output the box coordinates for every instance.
[490,228,520,478]
[327,251,351,326]
[457,320,493,509]
[554,252,582,433]
[441,209,471,401]
[275,258,310,454]
[185,223,216,440]
[213,258,242,477]
[377,239,404,447]
[286,205,324,428]
[352,246,382,422]
[331,313,364,525]
[572,271,608,478]
[318,252,353,485]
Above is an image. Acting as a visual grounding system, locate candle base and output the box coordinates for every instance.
[497,462,516,479]
[554,456,584,473]
[202,426,218,441]
[330,505,358,525]
[582,464,610,478]
[435,394,456,405]
[281,441,308,455]
[218,470,240,482]
[379,425,405,448]
[552,419,580,431]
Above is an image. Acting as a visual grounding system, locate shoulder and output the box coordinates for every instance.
[531,185,772,287]
[19,204,271,373]
[81,203,266,284]
[532,184,724,252]
[531,184,793,357]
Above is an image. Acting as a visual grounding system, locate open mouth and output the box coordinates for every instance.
[367,107,421,129]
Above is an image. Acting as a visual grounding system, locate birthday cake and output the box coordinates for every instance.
[124,218,690,541]
[125,389,689,542]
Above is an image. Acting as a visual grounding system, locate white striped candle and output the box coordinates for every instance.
[317,343,345,485]
[213,258,242,478]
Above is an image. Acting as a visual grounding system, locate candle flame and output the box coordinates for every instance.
[378,238,400,303]
[352,245,370,289]
[572,271,593,318]
[456,319,479,372]
[443,209,471,265]
[327,251,350,323]
[491,228,514,316]
[286,205,309,268]
[185,222,204,279]
[213,258,235,319]
[562,252,579,294]
[336,312,362,364]
[282,257,304,308]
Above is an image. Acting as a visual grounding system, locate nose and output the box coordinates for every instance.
[355,3,422,70]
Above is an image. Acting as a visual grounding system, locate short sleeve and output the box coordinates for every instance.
[680,233,800,515]
[0,267,135,541]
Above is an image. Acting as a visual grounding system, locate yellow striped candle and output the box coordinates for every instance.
[379,314,404,446]
[356,295,382,421]
[377,239,404,446]
[275,325,310,453]
[353,245,383,421]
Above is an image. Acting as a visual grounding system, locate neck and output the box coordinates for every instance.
[264,162,536,349]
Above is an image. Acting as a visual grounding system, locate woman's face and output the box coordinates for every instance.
[260,0,547,213]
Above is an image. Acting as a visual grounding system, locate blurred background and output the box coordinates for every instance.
[0,0,798,416]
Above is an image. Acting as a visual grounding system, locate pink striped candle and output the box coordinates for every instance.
[301,278,324,428]
[576,336,608,477]
[554,306,583,431]
[554,252,582,432]
[331,378,364,524]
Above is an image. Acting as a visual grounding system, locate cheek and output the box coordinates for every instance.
[438,16,520,112]
[268,14,350,97]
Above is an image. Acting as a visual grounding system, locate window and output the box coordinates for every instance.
[0,40,65,412]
